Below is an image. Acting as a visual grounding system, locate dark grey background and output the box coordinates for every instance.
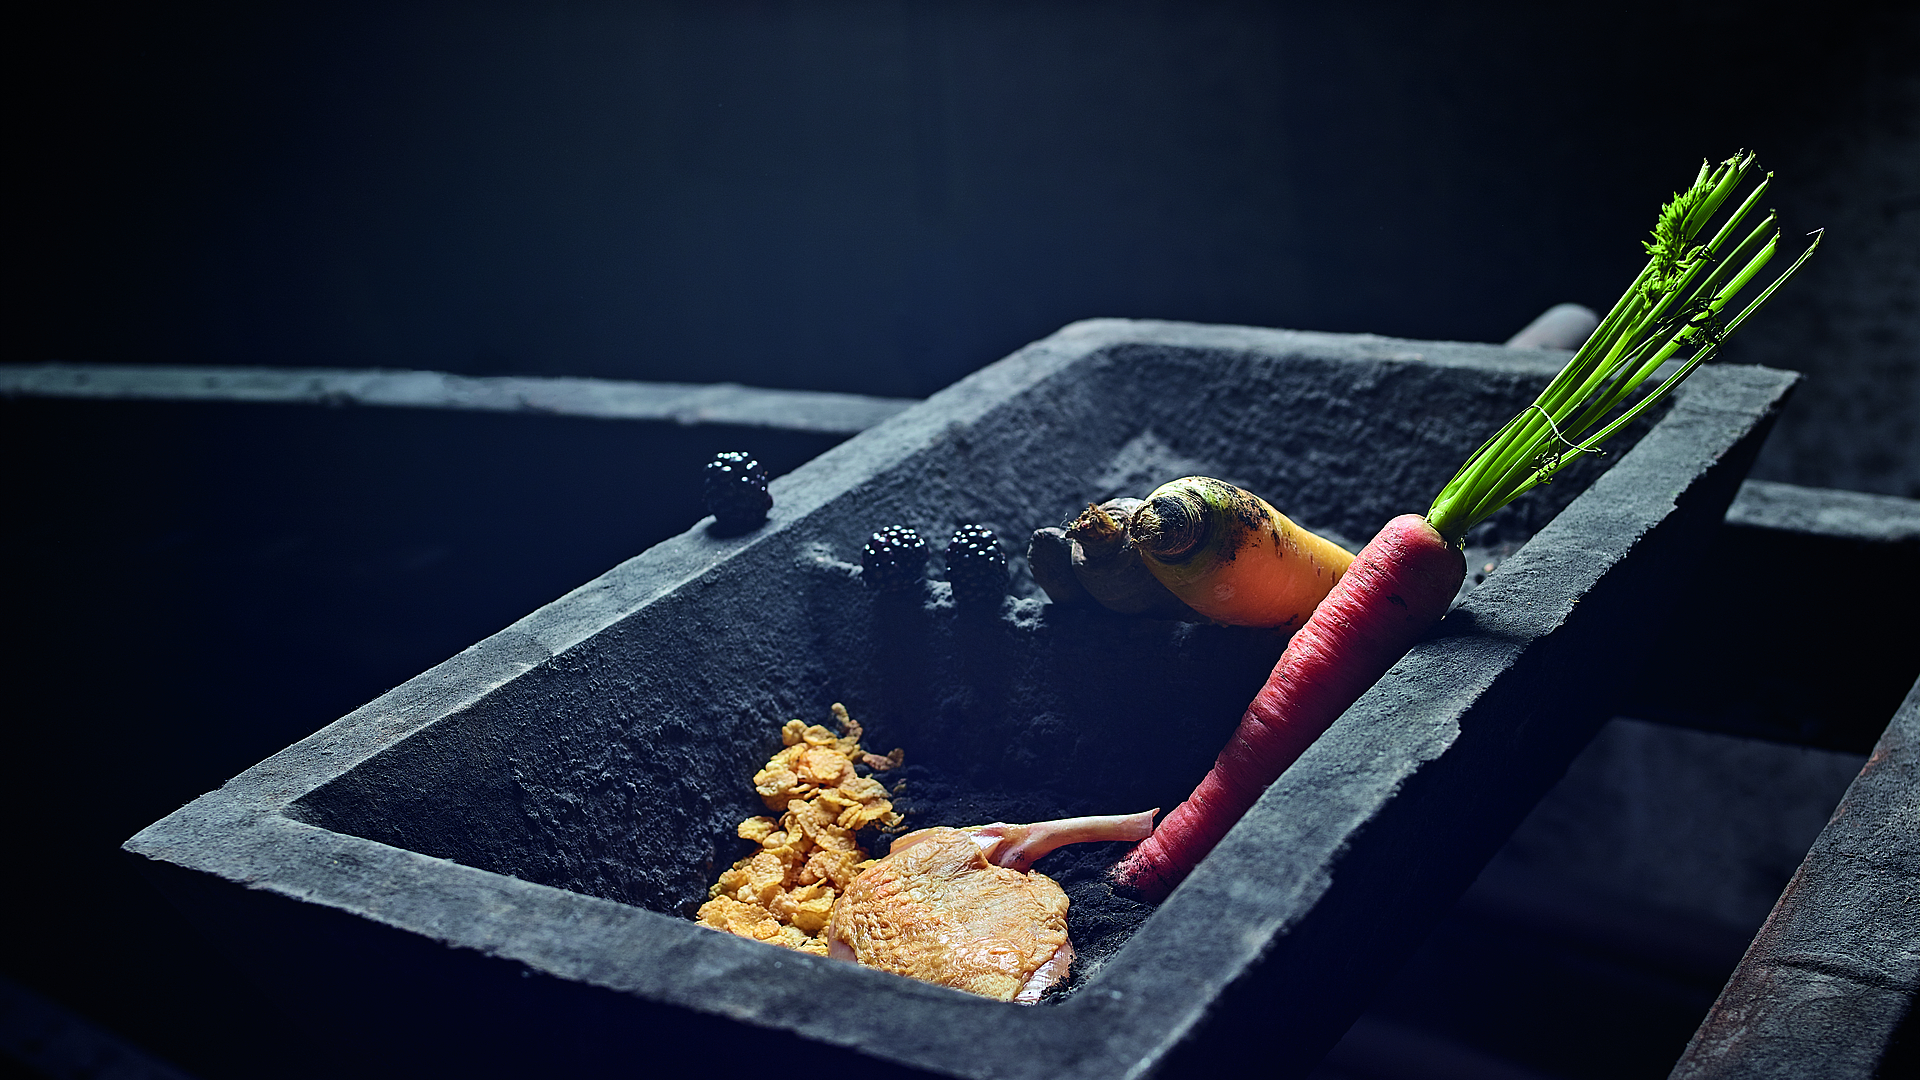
[11,1,1917,492]
[5,4,1918,1079]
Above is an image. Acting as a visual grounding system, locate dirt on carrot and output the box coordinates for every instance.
[1130,476,1356,628]
[695,706,1160,999]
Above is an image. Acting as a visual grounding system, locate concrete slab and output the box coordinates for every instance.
[0,363,916,435]
[1671,675,1920,1079]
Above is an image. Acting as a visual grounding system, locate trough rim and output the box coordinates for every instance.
[125,318,1797,1080]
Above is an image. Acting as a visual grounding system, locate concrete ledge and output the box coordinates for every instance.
[1671,675,1920,1080]
[0,363,916,435]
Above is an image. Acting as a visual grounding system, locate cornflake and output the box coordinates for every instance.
[697,703,904,955]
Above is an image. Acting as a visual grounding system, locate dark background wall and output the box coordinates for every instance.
[11,1,1918,491]
[3,4,1917,1079]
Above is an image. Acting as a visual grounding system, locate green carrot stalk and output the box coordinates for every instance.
[1115,153,1819,901]
[1428,151,1821,545]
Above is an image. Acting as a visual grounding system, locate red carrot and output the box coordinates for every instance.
[1115,516,1460,898]
[1113,152,1820,901]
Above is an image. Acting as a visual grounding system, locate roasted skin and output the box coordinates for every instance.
[825,812,1154,1003]
[1028,499,1199,619]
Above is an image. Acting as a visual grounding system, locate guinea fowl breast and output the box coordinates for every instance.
[826,828,1069,1002]
[824,811,1154,1004]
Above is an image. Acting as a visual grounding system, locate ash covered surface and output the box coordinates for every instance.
[1042,848,1160,998]
[690,497,1554,1001]
[288,334,1637,925]
[289,331,1641,988]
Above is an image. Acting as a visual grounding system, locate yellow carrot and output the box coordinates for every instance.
[1128,477,1354,628]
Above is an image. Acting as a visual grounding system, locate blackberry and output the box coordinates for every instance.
[703,452,772,529]
[862,525,927,592]
[944,524,1007,605]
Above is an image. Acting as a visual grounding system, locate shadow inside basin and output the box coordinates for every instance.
[282,334,1652,992]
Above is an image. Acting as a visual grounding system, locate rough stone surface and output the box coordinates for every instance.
[1308,717,1872,1078]
[0,362,916,435]
[123,319,1795,1079]
[1493,719,1870,936]
[1724,479,1920,542]
[1729,60,1920,500]
[1670,676,1920,1080]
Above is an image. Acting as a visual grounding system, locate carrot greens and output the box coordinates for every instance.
[1425,152,1821,547]
[1115,152,1819,901]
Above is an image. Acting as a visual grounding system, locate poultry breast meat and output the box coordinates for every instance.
[824,812,1154,1004]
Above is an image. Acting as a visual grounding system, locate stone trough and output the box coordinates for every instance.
[126,319,1797,1078]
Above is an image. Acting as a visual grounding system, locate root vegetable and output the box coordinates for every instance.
[1027,499,1199,618]
[1129,476,1355,628]
[1065,499,1197,618]
[1114,152,1820,901]
[1115,516,1458,898]
[827,811,1154,1003]
[1026,526,1094,607]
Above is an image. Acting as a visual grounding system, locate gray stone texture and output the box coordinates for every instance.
[1621,480,1920,753]
[1725,479,1920,543]
[1309,717,1875,1079]
[124,319,1794,1078]
[1492,719,1870,938]
[1670,676,1920,1079]
[0,363,915,435]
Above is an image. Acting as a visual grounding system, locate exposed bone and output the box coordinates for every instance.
[969,810,1158,873]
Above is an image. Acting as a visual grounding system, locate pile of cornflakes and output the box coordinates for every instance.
[697,703,904,954]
